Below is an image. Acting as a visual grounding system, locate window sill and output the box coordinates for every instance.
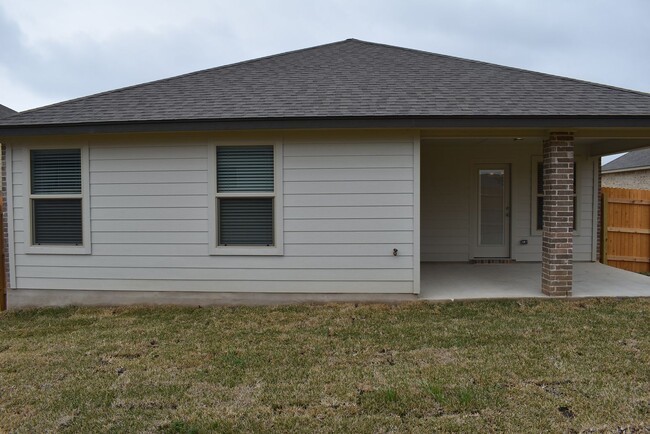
[25,245,91,255]
[209,245,283,256]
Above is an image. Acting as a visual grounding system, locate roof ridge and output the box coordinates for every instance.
[349,39,650,99]
[13,39,355,117]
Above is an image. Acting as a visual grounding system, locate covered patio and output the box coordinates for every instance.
[419,131,650,298]
[420,262,650,300]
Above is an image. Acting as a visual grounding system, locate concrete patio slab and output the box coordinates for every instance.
[420,262,650,300]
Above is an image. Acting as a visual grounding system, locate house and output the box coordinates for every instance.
[0,104,16,118]
[0,39,649,307]
[601,148,650,190]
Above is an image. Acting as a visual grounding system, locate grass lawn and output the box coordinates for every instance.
[1,299,649,433]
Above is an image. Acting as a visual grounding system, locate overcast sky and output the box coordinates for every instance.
[1,0,648,162]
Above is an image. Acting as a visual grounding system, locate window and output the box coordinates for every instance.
[26,147,90,254]
[532,159,577,233]
[208,142,283,255]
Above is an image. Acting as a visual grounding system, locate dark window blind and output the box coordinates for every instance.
[537,162,544,230]
[31,149,81,194]
[537,162,544,195]
[218,198,273,246]
[217,146,274,192]
[33,199,82,245]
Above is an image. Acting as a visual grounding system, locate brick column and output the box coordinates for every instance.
[541,132,574,296]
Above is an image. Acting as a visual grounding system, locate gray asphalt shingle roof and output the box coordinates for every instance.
[2,39,650,128]
[602,148,650,172]
[0,104,16,119]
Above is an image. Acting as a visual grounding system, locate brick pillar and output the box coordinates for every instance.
[541,132,574,296]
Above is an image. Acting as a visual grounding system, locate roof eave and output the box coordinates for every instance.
[602,165,650,174]
[2,115,650,137]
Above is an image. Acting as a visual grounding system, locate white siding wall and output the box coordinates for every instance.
[421,141,597,262]
[10,134,416,293]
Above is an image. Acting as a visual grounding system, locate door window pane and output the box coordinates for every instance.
[479,169,504,245]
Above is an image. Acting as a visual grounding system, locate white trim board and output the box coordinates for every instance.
[6,145,16,289]
[413,132,421,294]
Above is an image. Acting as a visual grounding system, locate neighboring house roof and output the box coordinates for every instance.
[602,148,650,173]
[1,39,650,134]
[0,104,16,119]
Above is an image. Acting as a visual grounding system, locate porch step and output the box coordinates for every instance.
[470,258,517,264]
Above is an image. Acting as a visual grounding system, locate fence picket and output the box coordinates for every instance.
[0,197,4,310]
[602,187,650,273]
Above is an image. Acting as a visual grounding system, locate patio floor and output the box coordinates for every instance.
[419,262,650,300]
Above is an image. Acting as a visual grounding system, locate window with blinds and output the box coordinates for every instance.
[30,149,83,245]
[216,146,275,246]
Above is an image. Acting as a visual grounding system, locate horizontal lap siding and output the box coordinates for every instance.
[86,146,211,265]
[281,140,414,291]
[420,144,470,262]
[12,138,415,293]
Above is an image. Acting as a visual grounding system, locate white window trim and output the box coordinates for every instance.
[207,140,284,256]
[530,156,579,236]
[23,144,92,254]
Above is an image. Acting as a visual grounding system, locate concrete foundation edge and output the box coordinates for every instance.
[7,289,417,308]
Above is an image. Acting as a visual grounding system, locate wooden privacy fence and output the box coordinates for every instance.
[601,187,650,273]
[0,197,4,310]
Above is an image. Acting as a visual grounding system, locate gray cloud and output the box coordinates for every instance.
[0,5,31,74]
[0,0,649,111]
[0,5,245,102]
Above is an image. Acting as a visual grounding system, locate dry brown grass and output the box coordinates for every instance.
[1,299,649,433]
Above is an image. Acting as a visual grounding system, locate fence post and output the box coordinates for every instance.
[601,191,608,265]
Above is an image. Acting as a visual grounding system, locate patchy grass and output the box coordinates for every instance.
[1,299,649,432]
